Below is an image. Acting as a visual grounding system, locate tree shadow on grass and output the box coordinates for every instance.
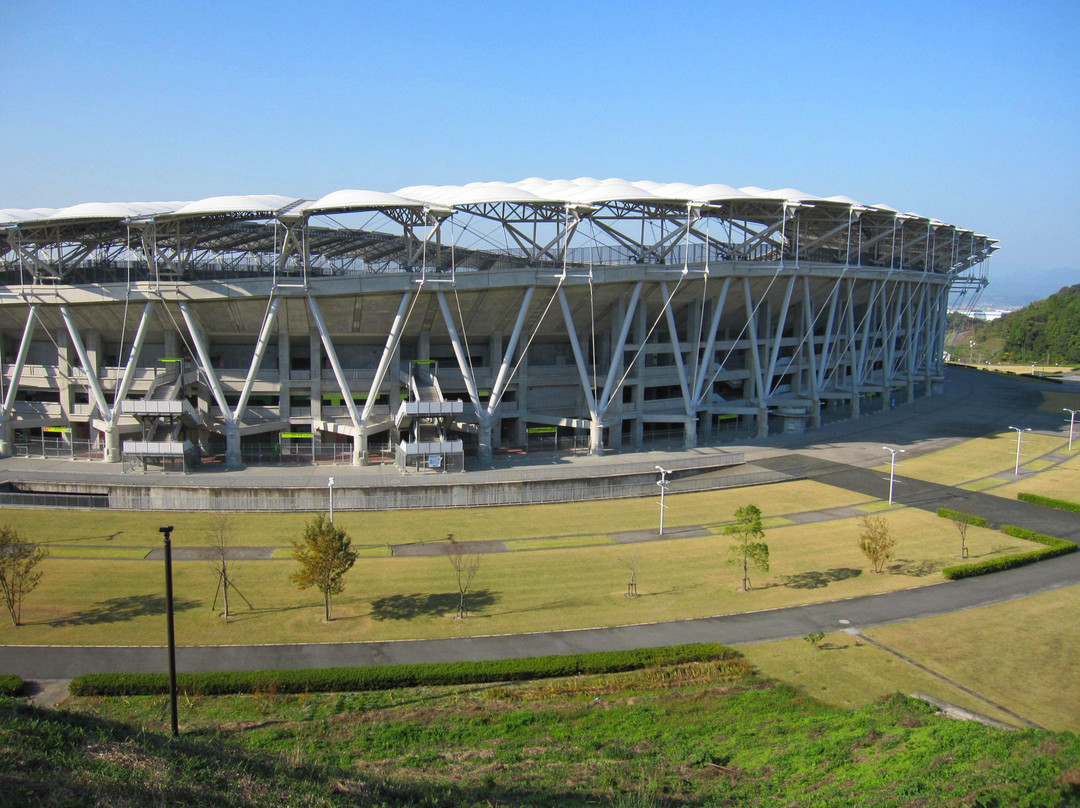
[887,559,945,577]
[775,567,862,590]
[370,590,498,621]
[49,594,200,627]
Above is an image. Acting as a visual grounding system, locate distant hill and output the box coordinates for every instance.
[956,284,1080,364]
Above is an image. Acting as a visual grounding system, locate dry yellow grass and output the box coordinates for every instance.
[0,479,869,549]
[877,431,1066,485]
[2,507,1036,647]
[867,584,1080,733]
[989,452,1080,502]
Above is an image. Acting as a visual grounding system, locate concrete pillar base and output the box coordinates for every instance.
[104,428,120,463]
[225,427,243,469]
[589,420,604,456]
[756,408,769,438]
[477,421,493,465]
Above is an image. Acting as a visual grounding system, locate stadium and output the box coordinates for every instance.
[0,178,995,474]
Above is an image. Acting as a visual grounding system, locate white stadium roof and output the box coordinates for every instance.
[0,177,950,225]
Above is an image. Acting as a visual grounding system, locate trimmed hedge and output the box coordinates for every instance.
[942,525,1077,580]
[69,642,740,698]
[1017,492,1080,514]
[0,674,24,697]
[936,508,989,527]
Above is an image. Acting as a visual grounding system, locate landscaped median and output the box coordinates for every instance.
[941,524,1077,580]
[69,642,742,697]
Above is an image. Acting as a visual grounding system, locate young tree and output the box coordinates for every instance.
[448,541,481,619]
[723,504,770,592]
[858,514,897,573]
[290,515,357,621]
[0,525,48,627]
[623,554,640,598]
[206,513,252,621]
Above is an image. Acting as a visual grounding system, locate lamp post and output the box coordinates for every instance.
[655,466,670,536]
[159,525,178,737]
[882,446,906,505]
[327,476,335,523]
[1009,426,1031,475]
[1065,409,1078,453]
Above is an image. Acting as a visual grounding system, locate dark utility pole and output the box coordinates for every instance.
[159,525,178,737]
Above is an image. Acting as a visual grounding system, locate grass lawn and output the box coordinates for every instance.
[989,451,1080,502]
[2,507,1038,647]
[0,478,869,550]
[742,584,1080,733]
[876,430,1067,485]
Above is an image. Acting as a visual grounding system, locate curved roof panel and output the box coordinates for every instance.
[46,201,180,222]
[304,189,423,214]
[169,194,298,218]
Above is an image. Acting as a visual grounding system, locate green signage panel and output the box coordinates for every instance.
[281,432,314,439]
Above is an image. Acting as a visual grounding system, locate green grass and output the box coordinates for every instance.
[8,660,1074,807]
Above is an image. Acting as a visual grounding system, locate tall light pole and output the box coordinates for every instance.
[1065,409,1078,453]
[1009,426,1031,475]
[158,525,178,737]
[327,476,335,523]
[883,446,906,505]
[655,466,670,536]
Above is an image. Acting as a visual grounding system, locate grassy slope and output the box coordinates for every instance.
[5,665,1080,808]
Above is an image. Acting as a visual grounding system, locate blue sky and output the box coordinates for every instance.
[2,1,1077,302]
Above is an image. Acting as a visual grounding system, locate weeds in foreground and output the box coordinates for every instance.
[4,667,1079,808]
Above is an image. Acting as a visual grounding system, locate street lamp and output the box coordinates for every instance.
[882,446,906,505]
[1064,409,1079,453]
[655,466,670,536]
[158,525,178,737]
[1008,426,1032,475]
[327,477,335,523]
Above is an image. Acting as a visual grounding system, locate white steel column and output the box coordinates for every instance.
[106,301,155,461]
[360,292,412,465]
[178,301,241,468]
[692,277,730,407]
[234,297,281,422]
[484,288,535,462]
[557,288,602,455]
[307,296,362,463]
[764,274,796,397]
[660,282,696,448]
[0,305,39,456]
[59,306,115,457]
[436,291,487,458]
[742,279,769,437]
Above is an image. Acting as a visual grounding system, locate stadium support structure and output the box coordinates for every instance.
[0,179,995,470]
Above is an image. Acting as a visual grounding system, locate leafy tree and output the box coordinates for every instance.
[0,524,48,627]
[448,541,481,620]
[723,504,770,592]
[858,514,896,573]
[290,515,357,621]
